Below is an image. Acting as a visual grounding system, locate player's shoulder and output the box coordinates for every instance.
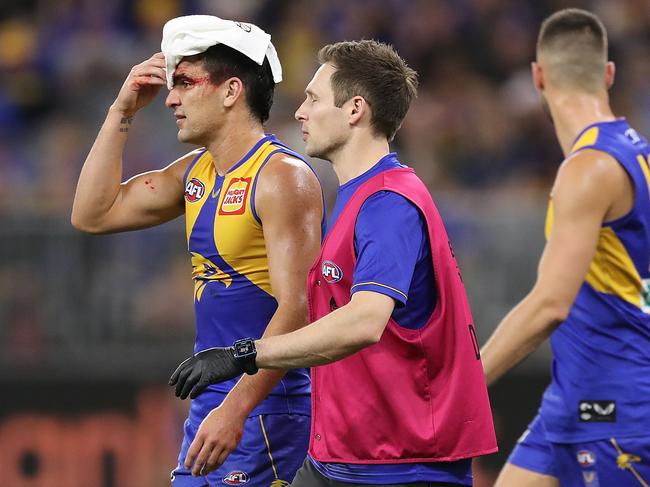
[258,150,320,191]
[558,148,622,185]
[264,149,311,173]
[164,148,207,180]
[553,149,628,206]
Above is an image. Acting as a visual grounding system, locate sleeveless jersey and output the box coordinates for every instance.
[541,119,650,442]
[183,134,322,417]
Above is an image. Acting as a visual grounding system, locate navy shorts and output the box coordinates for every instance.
[508,414,650,486]
[171,413,310,487]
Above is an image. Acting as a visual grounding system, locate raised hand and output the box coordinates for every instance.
[112,52,167,116]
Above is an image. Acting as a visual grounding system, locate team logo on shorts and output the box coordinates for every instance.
[577,450,596,467]
[322,260,343,283]
[185,178,206,202]
[223,470,249,484]
[219,177,251,215]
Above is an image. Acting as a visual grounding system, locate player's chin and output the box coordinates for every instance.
[304,143,321,159]
[177,130,197,145]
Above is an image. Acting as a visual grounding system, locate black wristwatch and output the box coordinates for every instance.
[233,338,258,375]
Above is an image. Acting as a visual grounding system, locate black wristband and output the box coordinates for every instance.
[232,338,258,375]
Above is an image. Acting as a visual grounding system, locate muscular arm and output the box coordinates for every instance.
[481,149,633,385]
[183,154,325,475]
[71,52,188,233]
[219,154,324,414]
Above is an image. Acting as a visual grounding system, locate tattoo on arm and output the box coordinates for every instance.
[119,116,134,133]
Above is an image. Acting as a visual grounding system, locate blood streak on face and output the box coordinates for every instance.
[172,69,212,89]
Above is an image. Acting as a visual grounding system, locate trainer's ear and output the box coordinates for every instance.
[223,77,244,108]
[348,96,366,126]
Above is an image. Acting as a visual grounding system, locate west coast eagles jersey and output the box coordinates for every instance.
[183,135,321,412]
[541,119,650,442]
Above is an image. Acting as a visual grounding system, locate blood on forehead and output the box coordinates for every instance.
[172,67,212,86]
[172,59,215,86]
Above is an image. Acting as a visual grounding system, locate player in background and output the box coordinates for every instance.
[71,15,324,487]
[481,8,650,487]
[169,39,497,487]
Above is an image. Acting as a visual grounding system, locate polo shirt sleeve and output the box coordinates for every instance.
[351,191,426,306]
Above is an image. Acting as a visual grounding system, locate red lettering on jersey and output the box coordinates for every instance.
[219,178,251,215]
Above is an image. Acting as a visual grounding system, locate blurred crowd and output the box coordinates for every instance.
[1,0,649,219]
[0,0,649,370]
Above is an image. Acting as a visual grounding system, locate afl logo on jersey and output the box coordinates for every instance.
[219,177,251,215]
[223,471,249,484]
[322,260,343,283]
[185,178,205,202]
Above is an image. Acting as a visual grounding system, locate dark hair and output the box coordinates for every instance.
[317,40,418,141]
[537,9,607,91]
[197,44,275,124]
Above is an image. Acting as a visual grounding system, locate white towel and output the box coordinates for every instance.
[161,15,282,89]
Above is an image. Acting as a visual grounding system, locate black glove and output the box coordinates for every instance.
[169,339,258,400]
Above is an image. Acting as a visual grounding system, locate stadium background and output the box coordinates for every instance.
[0,0,648,485]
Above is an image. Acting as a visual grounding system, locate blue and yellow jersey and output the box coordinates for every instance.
[183,135,321,419]
[541,119,650,442]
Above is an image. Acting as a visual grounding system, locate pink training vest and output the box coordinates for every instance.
[307,168,497,463]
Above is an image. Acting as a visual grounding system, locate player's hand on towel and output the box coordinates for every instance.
[112,52,167,117]
[184,403,245,476]
[169,346,243,399]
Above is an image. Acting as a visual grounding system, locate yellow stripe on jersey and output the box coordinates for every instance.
[585,227,642,307]
[211,142,279,295]
[185,151,215,240]
[546,201,643,308]
[185,140,280,296]
[571,127,599,152]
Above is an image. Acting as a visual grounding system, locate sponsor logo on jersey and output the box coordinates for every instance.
[219,177,251,215]
[185,178,206,202]
[579,400,616,422]
[223,470,249,485]
[322,260,342,283]
[577,450,596,467]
